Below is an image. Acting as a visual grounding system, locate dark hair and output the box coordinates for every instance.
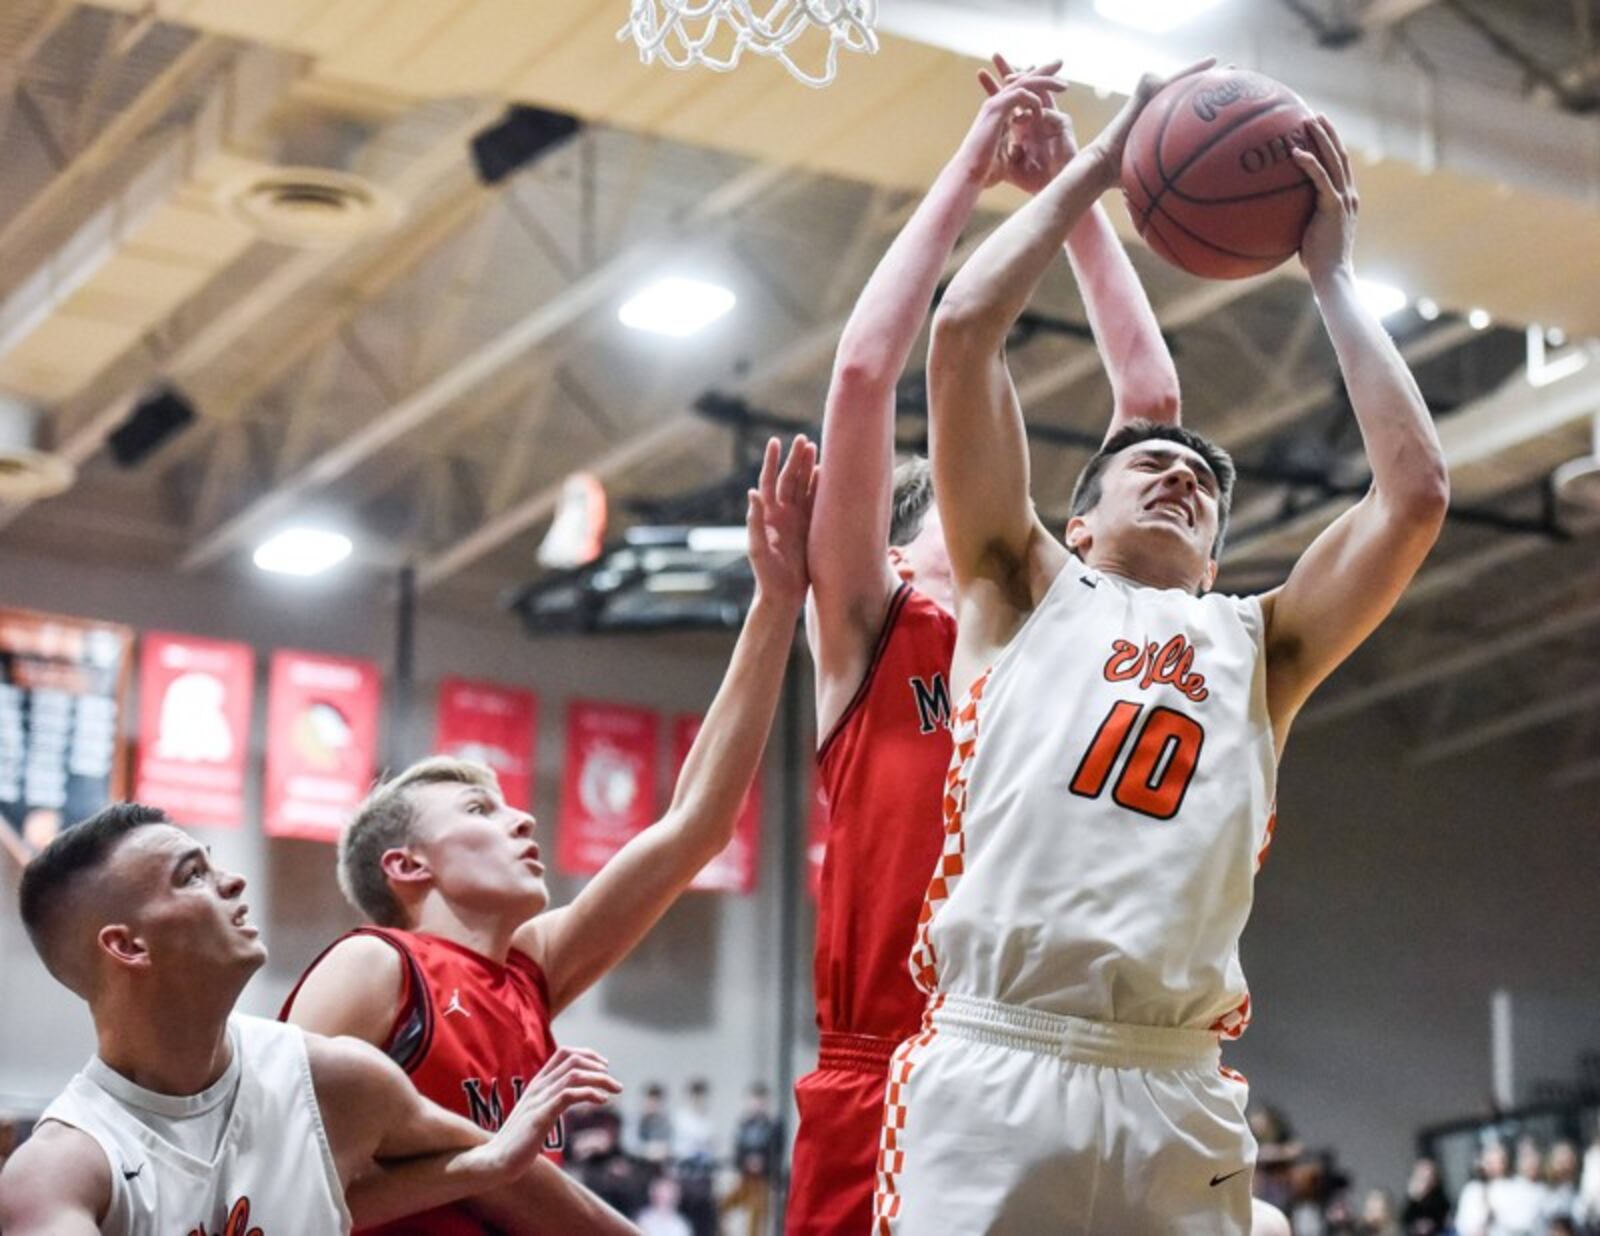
[18,802,168,986]
[1068,420,1236,556]
[889,456,934,547]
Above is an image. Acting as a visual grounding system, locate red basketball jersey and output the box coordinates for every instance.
[814,582,957,1039]
[282,927,561,1236]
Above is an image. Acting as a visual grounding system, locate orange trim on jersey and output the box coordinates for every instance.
[871,994,946,1235]
[817,582,913,764]
[908,669,989,995]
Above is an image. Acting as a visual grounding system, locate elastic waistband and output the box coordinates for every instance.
[931,993,1220,1071]
[817,1031,901,1073]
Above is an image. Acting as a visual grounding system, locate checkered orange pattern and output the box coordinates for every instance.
[1210,991,1251,1039]
[871,993,945,1234]
[1253,807,1278,873]
[908,669,989,995]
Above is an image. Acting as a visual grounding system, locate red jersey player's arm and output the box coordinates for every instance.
[0,1121,109,1235]
[807,68,1065,737]
[311,1034,621,1229]
[519,438,813,1015]
[281,932,405,1044]
[975,61,1179,439]
[1258,118,1448,749]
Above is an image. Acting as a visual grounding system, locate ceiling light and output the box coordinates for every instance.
[1547,327,1568,348]
[1094,0,1226,34]
[1415,297,1440,321]
[253,528,352,577]
[1468,308,1492,331]
[619,277,735,338]
[1355,279,1407,320]
[1526,323,1590,388]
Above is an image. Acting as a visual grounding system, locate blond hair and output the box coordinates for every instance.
[338,756,499,926]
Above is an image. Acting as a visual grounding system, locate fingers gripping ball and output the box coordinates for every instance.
[1121,68,1318,280]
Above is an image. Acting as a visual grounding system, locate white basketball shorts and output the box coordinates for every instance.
[873,993,1257,1235]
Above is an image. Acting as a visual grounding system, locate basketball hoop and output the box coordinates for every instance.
[618,0,878,88]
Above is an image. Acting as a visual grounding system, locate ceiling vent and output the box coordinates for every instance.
[0,395,73,502]
[217,167,404,249]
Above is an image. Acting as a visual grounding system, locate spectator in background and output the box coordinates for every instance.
[1488,1137,1549,1236]
[1578,1128,1600,1230]
[721,1082,779,1236]
[1251,1103,1304,1215]
[1458,1141,1507,1236]
[636,1175,692,1236]
[1359,1188,1400,1236]
[567,1104,652,1220]
[1546,1140,1581,1229]
[1400,1156,1451,1235]
[672,1079,717,1236]
[638,1082,674,1166]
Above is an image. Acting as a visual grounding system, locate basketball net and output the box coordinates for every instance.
[617,0,878,88]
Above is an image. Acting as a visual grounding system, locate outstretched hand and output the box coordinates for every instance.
[485,1047,621,1178]
[977,55,1074,194]
[1291,114,1358,283]
[1080,57,1216,191]
[748,434,817,609]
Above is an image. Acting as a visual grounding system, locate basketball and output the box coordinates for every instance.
[1121,68,1319,280]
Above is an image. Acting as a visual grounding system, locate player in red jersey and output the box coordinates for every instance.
[787,59,1184,1236]
[283,436,816,1236]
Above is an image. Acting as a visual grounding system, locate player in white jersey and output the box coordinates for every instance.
[872,62,1451,1236]
[0,802,625,1236]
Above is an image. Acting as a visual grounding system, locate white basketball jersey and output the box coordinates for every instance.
[40,1014,350,1236]
[911,562,1277,1035]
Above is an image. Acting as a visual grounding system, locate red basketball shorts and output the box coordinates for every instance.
[785,1032,900,1236]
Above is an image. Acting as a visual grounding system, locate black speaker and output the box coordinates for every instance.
[107,387,196,467]
[470,106,580,185]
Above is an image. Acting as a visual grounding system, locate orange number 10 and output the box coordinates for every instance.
[1069,701,1204,821]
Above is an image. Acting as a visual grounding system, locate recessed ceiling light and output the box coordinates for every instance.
[1415,297,1440,321]
[253,528,353,577]
[619,277,736,338]
[1468,308,1492,331]
[1355,279,1407,320]
[1094,0,1226,34]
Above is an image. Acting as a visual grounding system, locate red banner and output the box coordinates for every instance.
[557,700,657,876]
[435,678,537,811]
[671,714,761,894]
[134,633,254,831]
[263,651,381,842]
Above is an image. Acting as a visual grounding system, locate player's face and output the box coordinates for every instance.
[105,824,266,983]
[894,505,954,599]
[408,781,549,920]
[1071,443,1221,586]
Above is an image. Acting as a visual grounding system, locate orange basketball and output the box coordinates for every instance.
[1121,68,1318,280]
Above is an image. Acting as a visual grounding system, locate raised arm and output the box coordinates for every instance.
[312,1033,621,1229]
[1261,116,1449,743]
[982,57,1180,436]
[807,68,1065,727]
[520,437,814,1014]
[929,63,1210,643]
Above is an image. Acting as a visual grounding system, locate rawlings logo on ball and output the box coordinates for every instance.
[1191,75,1275,123]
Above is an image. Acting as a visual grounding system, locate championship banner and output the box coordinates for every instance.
[672,714,761,894]
[0,607,133,864]
[263,651,381,842]
[134,633,255,831]
[557,700,658,876]
[435,678,537,811]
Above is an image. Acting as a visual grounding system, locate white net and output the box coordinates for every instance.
[618,0,878,88]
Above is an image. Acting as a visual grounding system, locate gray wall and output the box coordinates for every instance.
[2,544,1595,1201]
[0,545,815,1152]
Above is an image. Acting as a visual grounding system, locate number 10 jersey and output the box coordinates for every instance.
[911,561,1277,1037]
